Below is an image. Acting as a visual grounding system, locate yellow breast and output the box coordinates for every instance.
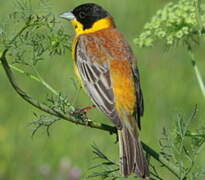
[110,60,136,114]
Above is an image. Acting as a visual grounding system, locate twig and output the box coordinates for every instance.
[32,65,59,96]
[0,62,58,95]
[0,50,117,134]
[142,143,180,178]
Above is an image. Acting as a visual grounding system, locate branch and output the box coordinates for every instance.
[0,50,117,135]
[0,22,181,179]
[142,143,180,178]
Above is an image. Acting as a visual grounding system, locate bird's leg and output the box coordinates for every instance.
[72,105,96,115]
[71,105,96,124]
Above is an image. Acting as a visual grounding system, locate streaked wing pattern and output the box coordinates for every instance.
[75,35,122,129]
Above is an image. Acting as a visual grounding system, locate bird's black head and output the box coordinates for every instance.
[72,3,110,30]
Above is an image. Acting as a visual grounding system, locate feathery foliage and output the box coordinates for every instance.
[134,0,205,47]
[0,0,71,65]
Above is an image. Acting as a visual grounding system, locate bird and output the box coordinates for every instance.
[59,3,149,178]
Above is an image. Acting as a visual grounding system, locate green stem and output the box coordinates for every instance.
[0,62,59,96]
[0,62,40,82]
[188,48,205,98]
[186,132,205,137]
[187,47,205,155]
[32,66,59,96]
[196,0,203,30]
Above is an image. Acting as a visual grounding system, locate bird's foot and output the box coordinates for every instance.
[72,105,96,115]
[71,105,96,123]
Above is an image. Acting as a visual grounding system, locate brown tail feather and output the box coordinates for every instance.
[118,127,149,178]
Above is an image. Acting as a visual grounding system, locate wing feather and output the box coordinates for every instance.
[75,36,122,129]
[132,66,144,129]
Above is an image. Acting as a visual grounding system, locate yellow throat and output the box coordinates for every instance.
[71,17,115,36]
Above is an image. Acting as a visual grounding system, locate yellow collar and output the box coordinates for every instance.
[71,17,115,36]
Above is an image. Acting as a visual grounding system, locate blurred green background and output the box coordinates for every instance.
[0,0,205,179]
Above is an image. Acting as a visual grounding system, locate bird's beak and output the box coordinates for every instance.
[59,11,75,21]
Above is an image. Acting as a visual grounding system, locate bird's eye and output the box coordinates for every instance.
[79,11,86,19]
